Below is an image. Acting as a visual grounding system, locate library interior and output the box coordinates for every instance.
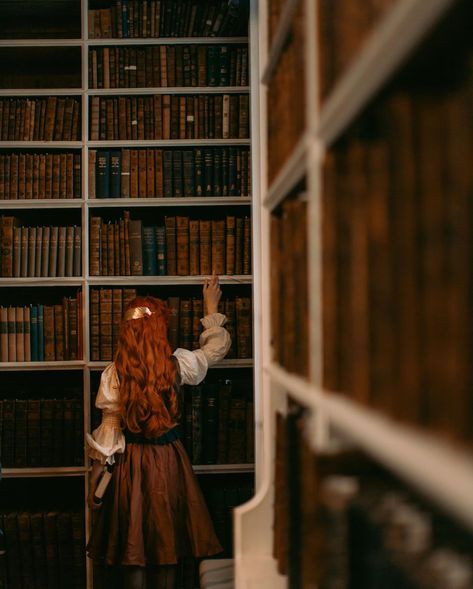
[1,0,473,588]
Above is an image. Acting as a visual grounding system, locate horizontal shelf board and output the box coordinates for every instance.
[0,141,82,148]
[88,358,253,370]
[87,37,249,46]
[88,87,250,95]
[0,39,83,47]
[193,464,255,474]
[0,277,83,286]
[2,466,87,478]
[317,0,456,146]
[0,361,85,371]
[262,0,300,85]
[0,89,83,96]
[267,362,473,532]
[264,133,308,211]
[87,196,252,207]
[0,199,84,208]
[87,275,253,285]
[88,139,251,147]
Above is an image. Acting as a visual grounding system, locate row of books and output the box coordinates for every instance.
[271,196,308,377]
[267,3,305,183]
[89,214,252,277]
[89,44,249,89]
[275,412,473,587]
[0,219,82,278]
[322,86,473,441]
[90,288,252,361]
[318,0,396,99]
[90,147,251,198]
[0,510,85,589]
[181,380,254,464]
[0,397,83,468]
[89,93,249,140]
[0,152,81,200]
[0,297,83,362]
[88,0,248,39]
[0,97,81,142]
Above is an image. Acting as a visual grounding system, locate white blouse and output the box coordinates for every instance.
[86,312,231,464]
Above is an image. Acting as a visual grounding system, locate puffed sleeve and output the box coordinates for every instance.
[85,363,126,465]
[172,312,231,386]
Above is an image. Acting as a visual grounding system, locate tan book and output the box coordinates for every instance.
[35,226,43,277]
[162,95,171,139]
[165,216,176,275]
[1,216,18,277]
[13,226,21,278]
[176,216,189,276]
[20,226,29,278]
[73,225,81,277]
[41,226,50,277]
[199,220,211,276]
[23,306,31,362]
[49,226,59,277]
[7,306,16,361]
[0,307,9,362]
[129,219,143,276]
[27,226,36,278]
[66,226,74,277]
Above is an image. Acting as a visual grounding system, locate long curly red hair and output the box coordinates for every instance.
[114,296,178,439]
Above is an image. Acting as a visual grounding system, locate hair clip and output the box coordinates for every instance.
[124,306,153,321]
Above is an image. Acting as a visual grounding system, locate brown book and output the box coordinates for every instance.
[146,149,155,197]
[1,306,9,362]
[44,96,57,141]
[49,226,59,277]
[1,215,18,277]
[89,216,101,276]
[24,308,31,362]
[107,222,115,276]
[66,153,74,199]
[20,227,29,278]
[238,95,249,138]
[88,150,97,199]
[191,298,203,350]
[236,297,252,358]
[129,218,143,275]
[121,149,131,198]
[167,296,180,351]
[179,298,193,349]
[54,304,65,361]
[155,149,163,197]
[90,288,100,361]
[211,219,225,274]
[18,153,26,199]
[14,226,21,277]
[189,219,200,276]
[243,216,251,274]
[225,216,236,275]
[130,149,139,197]
[99,289,113,361]
[7,306,16,361]
[112,288,123,356]
[43,305,55,361]
[162,94,171,139]
[199,219,211,276]
[57,226,67,277]
[65,226,74,277]
[138,149,147,197]
[100,221,108,276]
[113,221,120,275]
[224,299,236,358]
[15,306,25,362]
[165,216,177,275]
[176,216,189,276]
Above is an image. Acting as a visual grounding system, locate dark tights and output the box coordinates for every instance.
[124,565,177,589]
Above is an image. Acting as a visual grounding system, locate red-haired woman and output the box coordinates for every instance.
[86,275,231,589]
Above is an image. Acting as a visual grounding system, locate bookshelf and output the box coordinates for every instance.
[0,0,254,587]
[234,0,473,587]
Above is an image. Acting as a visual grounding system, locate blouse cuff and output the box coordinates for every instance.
[200,312,227,329]
[86,417,125,465]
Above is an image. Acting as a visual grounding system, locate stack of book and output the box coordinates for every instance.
[0,510,85,589]
[89,93,249,140]
[0,97,81,141]
[0,397,83,467]
[0,216,81,278]
[89,44,249,89]
[0,295,83,362]
[88,0,248,39]
[89,146,251,198]
[0,152,81,200]
[89,213,251,276]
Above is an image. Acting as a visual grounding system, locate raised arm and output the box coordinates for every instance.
[172,274,231,385]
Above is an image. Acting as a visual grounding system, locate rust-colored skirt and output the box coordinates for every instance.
[87,439,223,566]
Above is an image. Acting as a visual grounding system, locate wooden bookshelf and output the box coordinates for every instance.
[234,0,473,587]
[0,1,254,587]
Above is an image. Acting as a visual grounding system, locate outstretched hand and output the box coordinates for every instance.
[203,273,222,315]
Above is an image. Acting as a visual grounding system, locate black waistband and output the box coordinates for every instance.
[124,427,181,445]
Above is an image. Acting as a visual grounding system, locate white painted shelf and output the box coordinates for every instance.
[0,199,84,209]
[0,277,83,287]
[0,39,82,47]
[0,141,82,148]
[0,89,82,96]
[87,275,253,285]
[317,0,456,146]
[0,361,85,371]
[86,37,249,46]
[88,139,251,147]
[87,197,252,207]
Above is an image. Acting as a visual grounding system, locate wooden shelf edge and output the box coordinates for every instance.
[317,0,456,146]
[267,362,473,532]
[0,199,84,208]
[88,139,251,147]
[87,37,249,46]
[0,278,83,287]
[0,142,82,148]
[0,89,83,96]
[0,39,82,47]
